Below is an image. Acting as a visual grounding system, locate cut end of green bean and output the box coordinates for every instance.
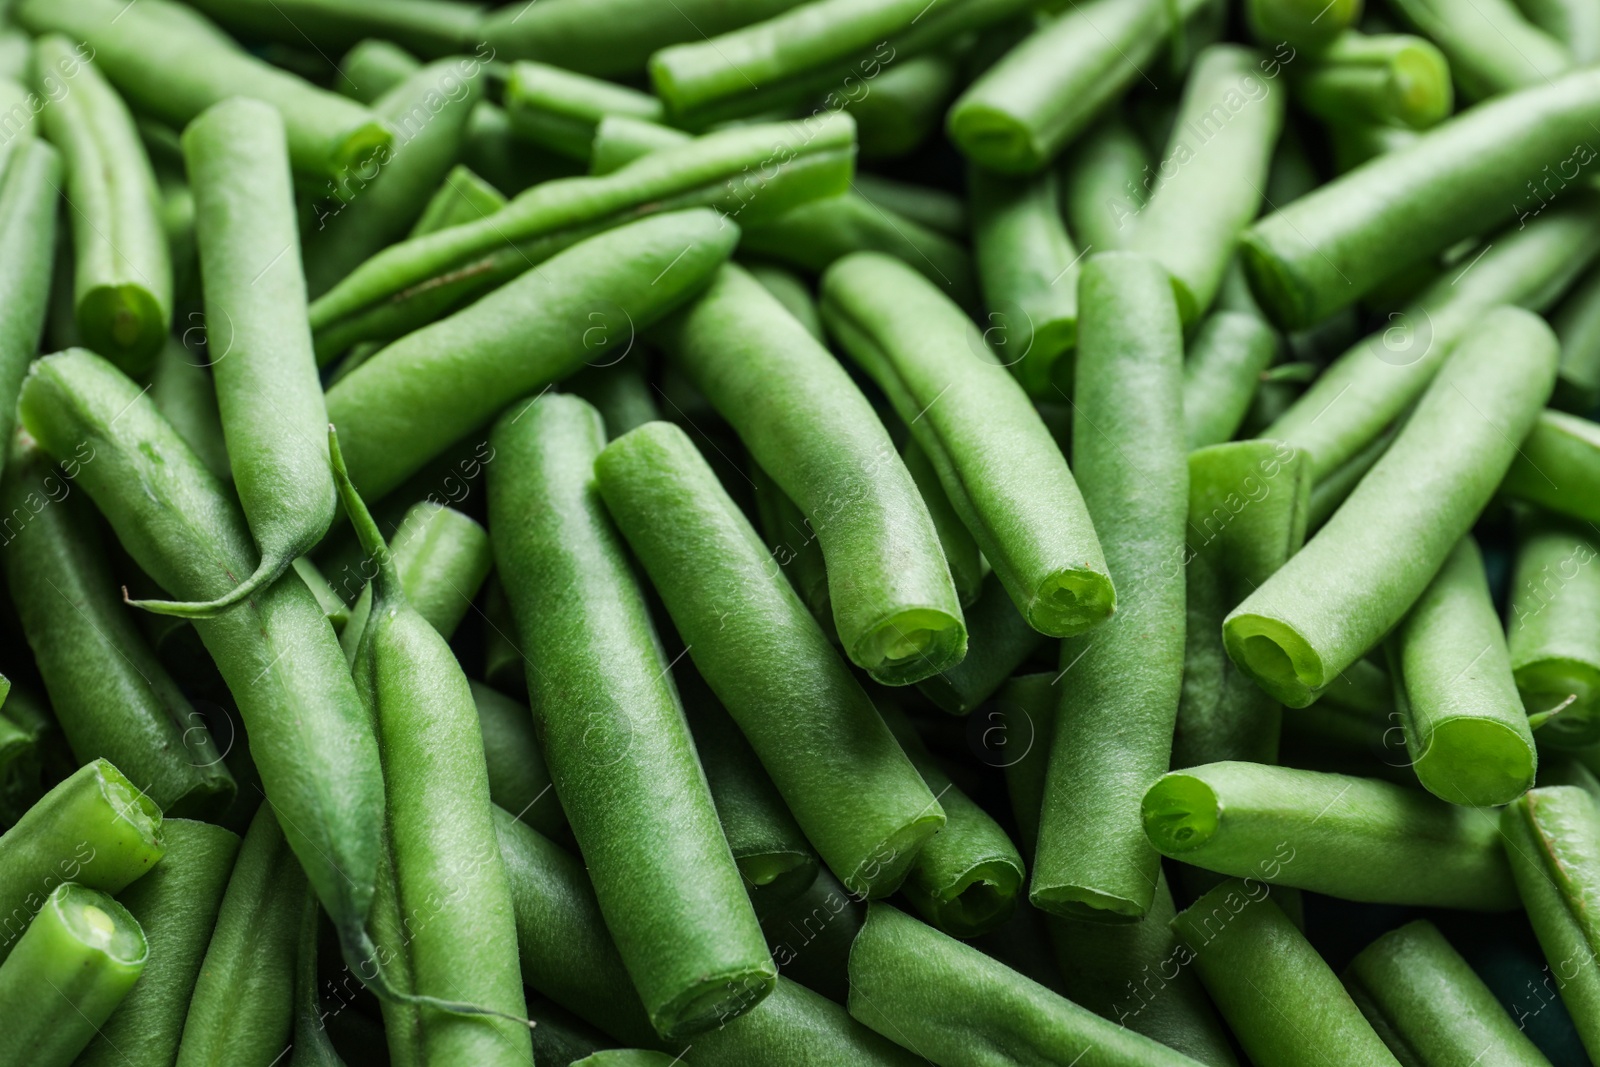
[78,284,167,375]
[847,812,947,900]
[96,758,165,852]
[1028,569,1116,638]
[1139,773,1221,856]
[654,965,777,1038]
[919,860,1022,939]
[1237,233,1311,332]
[1390,41,1453,129]
[1222,612,1325,707]
[1516,658,1600,748]
[56,884,148,965]
[1029,883,1150,924]
[329,119,394,180]
[853,608,968,687]
[739,851,810,888]
[1412,717,1536,807]
[945,105,1040,176]
[124,553,293,618]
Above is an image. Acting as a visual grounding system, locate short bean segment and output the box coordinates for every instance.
[32,35,170,374]
[1506,514,1600,748]
[657,263,966,685]
[1182,311,1281,451]
[1502,409,1600,524]
[846,50,961,159]
[596,421,945,898]
[504,60,663,160]
[1292,33,1453,130]
[1389,0,1570,100]
[409,165,506,238]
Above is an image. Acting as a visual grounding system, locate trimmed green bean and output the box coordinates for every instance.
[748,459,832,624]
[1032,252,1186,922]
[184,0,480,58]
[596,421,945,897]
[1506,514,1600,748]
[1246,0,1362,49]
[853,173,967,237]
[490,395,772,1036]
[325,208,736,501]
[410,164,506,238]
[1061,113,1150,255]
[149,336,230,483]
[1504,410,1600,524]
[1143,761,1516,909]
[1182,310,1281,449]
[0,135,56,459]
[917,573,1046,716]
[845,51,960,158]
[0,882,147,1067]
[504,60,663,161]
[1292,33,1453,130]
[656,263,966,684]
[471,681,569,845]
[33,36,170,374]
[1224,307,1559,706]
[903,437,985,610]
[1172,880,1401,1067]
[1390,0,1570,100]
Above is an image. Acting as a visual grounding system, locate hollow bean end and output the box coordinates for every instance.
[1221,611,1324,707]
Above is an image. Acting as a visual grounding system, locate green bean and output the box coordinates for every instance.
[1390,537,1537,806]
[0,882,147,1067]
[1390,0,1570,100]
[572,1053,677,1067]
[2,439,234,817]
[1143,761,1516,908]
[969,165,1079,397]
[1239,70,1600,330]
[471,681,569,845]
[1551,264,1600,415]
[1520,0,1600,62]
[288,894,345,1067]
[586,115,692,176]
[0,759,163,961]
[650,0,1034,127]
[596,421,945,896]
[756,865,863,1001]
[489,395,772,1036]
[1292,33,1453,130]
[1305,424,1395,530]
[149,336,230,482]
[902,436,985,612]
[18,350,385,982]
[410,165,506,238]
[992,672,1056,852]
[1504,410,1600,524]
[1327,120,1421,173]
[293,557,350,634]
[852,173,968,237]
[1061,113,1150,255]
[656,263,965,684]
[848,902,1204,1066]
[917,574,1047,716]
[824,252,1115,638]
[308,113,853,349]
[744,263,822,337]
[33,36,170,375]
[1173,880,1400,1067]
[525,996,611,1067]
[0,691,67,825]
[77,819,240,1067]
[0,32,29,81]
[1183,311,1281,449]
[126,99,333,619]
[1246,0,1362,49]
[465,101,587,197]
[183,0,480,59]
[749,460,833,624]
[845,51,960,158]
[504,60,663,161]
[1506,513,1600,748]
[481,578,527,696]
[338,38,426,102]
[16,0,391,179]
[1031,252,1186,923]
[325,208,736,501]
[1225,307,1558,706]
[1344,919,1553,1067]
[1128,46,1285,325]
[330,429,534,1061]
[0,136,55,460]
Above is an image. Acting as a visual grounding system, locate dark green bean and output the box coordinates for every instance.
[845,51,960,159]
[1390,0,1569,100]
[1506,513,1600,748]
[288,894,345,1067]
[0,135,58,456]
[1246,0,1362,49]
[149,336,230,483]
[852,173,968,237]
[916,573,1046,716]
[1503,409,1600,524]
[471,681,569,845]
[183,0,480,59]
[1182,311,1281,450]
[504,60,663,161]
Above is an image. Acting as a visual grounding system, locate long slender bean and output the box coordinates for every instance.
[471,681,569,845]
[0,136,55,459]
[1506,513,1600,748]
[504,61,663,161]
[1389,0,1570,101]
[846,51,960,158]
[183,0,480,58]
[1503,410,1600,524]
[917,573,1047,715]
[1292,33,1453,130]
[1183,311,1281,450]
[1061,113,1150,255]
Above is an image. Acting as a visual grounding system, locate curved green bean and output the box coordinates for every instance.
[504,60,663,161]
[1507,513,1600,748]
[1389,0,1570,100]
[183,0,480,58]
[1183,311,1281,449]
[1292,33,1453,130]
[1503,409,1600,524]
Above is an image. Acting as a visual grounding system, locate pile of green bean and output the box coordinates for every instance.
[4,0,1600,1063]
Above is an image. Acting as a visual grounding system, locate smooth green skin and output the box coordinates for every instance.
[504,60,663,161]
[1551,261,1600,412]
[1,440,234,817]
[848,904,1205,1067]
[1507,514,1600,748]
[33,36,170,375]
[853,173,968,237]
[494,809,922,1064]
[1391,537,1536,806]
[1174,440,1310,771]
[917,574,1045,715]
[1226,307,1560,707]
[1032,252,1187,923]
[0,135,55,459]
[1173,881,1401,1067]
[749,459,833,623]
[289,893,346,1067]
[1143,762,1518,909]
[1520,0,1600,62]
[308,112,854,344]
[996,672,1058,853]
[649,0,1034,126]
[184,0,480,58]
[1183,310,1281,450]
[1247,0,1361,49]
[335,435,533,1064]
[410,164,506,238]
[77,819,240,1067]
[1391,0,1570,101]
[150,335,230,482]
[1328,121,1423,173]
[744,263,823,339]
[658,263,966,685]
[1504,409,1600,523]
[18,349,384,968]
[586,115,693,175]
[1506,787,1600,1062]
[339,38,427,103]
[324,208,737,501]
[134,98,334,619]
[596,421,945,897]
[15,0,390,179]
[490,395,773,1037]
[1131,46,1284,325]
[0,759,163,962]
[1062,113,1149,255]
[1239,69,1600,331]
[471,681,569,845]
[1293,33,1453,130]
[846,50,958,159]
[824,252,1114,639]
[1344,919,1554,1067]
[0,883,147,1067]
[303,57,485,298]
[969,165,1079,397]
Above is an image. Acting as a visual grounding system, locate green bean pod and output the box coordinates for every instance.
[1521,0,1600,62]
[917,573,1047,715]
[1173,880,1401,1067]
[0,759,163,961]
[293,557,350,634]
[471,681,569,845]
[1306,424,1395,530]
[596,421,945,897]
[1390,537,1536,806]
[289,893,346,1067]
[1061,113,1150,255]
[1183,311,1281,450]
[744,263,823,338]
[149,336,230,482]
[183,0,480,58]
[33,35,170,374]
[1507,514,1600,748]
[1390,0,1570,100]
[1,438,234,816]
[77,819,240,1067]
[504,60,663,161]
[1239,69,1600,330]
[325,208,737,501]
[1143,761,1517,909]
[853,173,968,237]
[749,460,832,624]
[1032,252,1187,923]
[0,691,65,827]
[1503,409,1600,524]
[410,165,506,238]
[0,883,147,1067]
[846,50,960,159]
[1551,260,1600,411]
[0,135,57,458]
[573,1053,677,1067]
[1246,0,1362,49]
[15,0,390,179]
[823,252,1114,639]
[1225,307,1559,707]
[657,263,965,685]
[1344,919,1554,1067]
[490,395,772,1037]
[1293,33,1452,131]
[18,350,385,981]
